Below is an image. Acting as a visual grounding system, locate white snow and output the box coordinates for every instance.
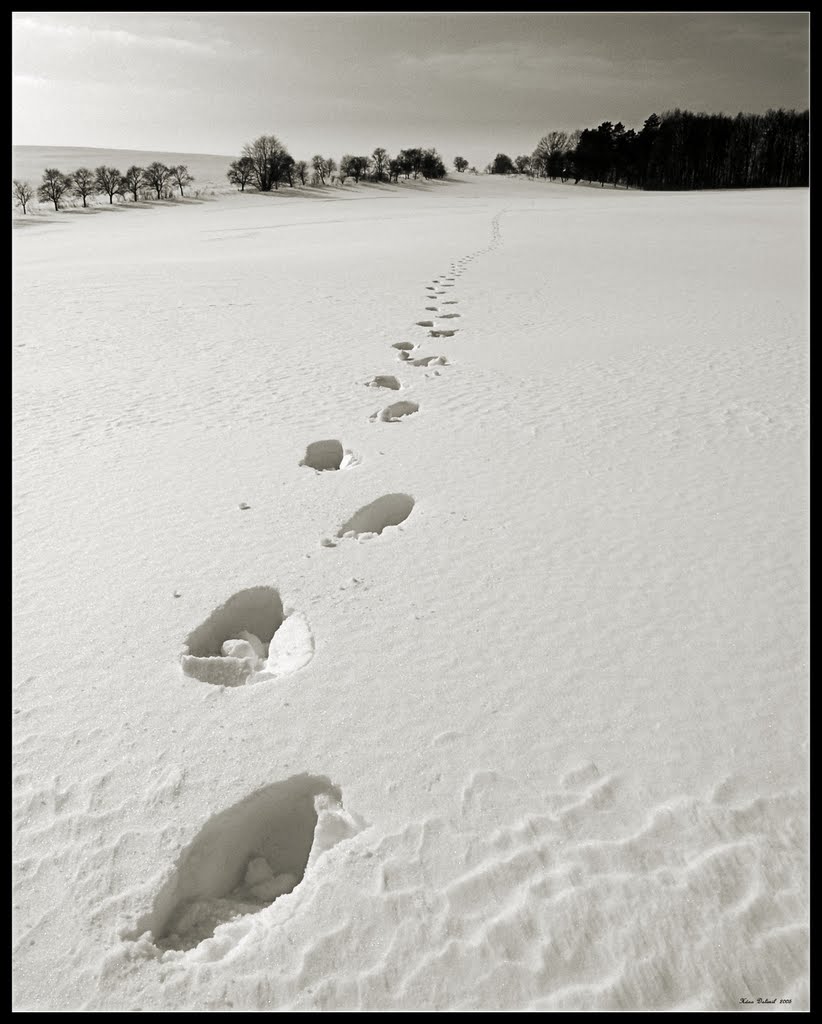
[12,171,808,1010]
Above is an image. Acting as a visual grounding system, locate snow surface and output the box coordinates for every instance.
[12,173,808,1011]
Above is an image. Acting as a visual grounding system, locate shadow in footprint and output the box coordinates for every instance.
[300,439,344,471]
[438,313,460,319]
[324,493,415,545]
[370,400,419,422]
[416,320,434,327]
[392,342,414,351]
[429,329,457,338]
[365,375,400,390]
[180,587,313,686]
[128,775,362,952]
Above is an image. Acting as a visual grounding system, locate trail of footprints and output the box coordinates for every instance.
[132,214,506,955]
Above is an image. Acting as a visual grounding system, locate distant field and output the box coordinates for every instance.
[12,145,237,200]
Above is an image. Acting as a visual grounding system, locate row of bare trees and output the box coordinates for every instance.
[227,135,450,191]
[13,162,195,213]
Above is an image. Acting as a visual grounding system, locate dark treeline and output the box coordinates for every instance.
[495,108,808,191]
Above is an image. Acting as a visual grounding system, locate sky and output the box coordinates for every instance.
[12,12,810,169]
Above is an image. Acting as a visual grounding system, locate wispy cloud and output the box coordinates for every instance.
[14,16,218,56]
[393,41,646,92]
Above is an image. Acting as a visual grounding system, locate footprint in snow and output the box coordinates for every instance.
[369,400,419,422]
[365,375,401,391]
[129,775,362,952]
[300,439,356,472]
[180,586,314,687]
[322,493,415,546]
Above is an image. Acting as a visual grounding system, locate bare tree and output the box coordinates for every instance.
[453,156,468,173]
[561,130,581,183]
[398,148,423,179]
[491,153,516,174]
[275,152,295,188]
[242,134,288,192]
[514,155,532,175]
[169,164,194,197]
[227,157,254,191]
[294,159,309,186]
[340,155,369,183]
[311,154,327,185]
[71,167,96,207]
[37,168,73,211]
[371,147,388,182]
[95,165,123,204]
[324,157,337,183]
[142,162,172,200]
[122,165,143,202]
[532,131,570,179]
[13,179,35,214]
[421,148,447,179]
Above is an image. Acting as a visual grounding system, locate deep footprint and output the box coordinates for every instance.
[180,586,314,686]
[325,493,415,544]
[365,375,400,390]
[128,775,362,952]
[411,355,448,366]
[392,342,414,351]
[300,439,346,471]
[437,313,460,319]
[371,400,419,422]
[429,329,457,338]
[415,320,434,327]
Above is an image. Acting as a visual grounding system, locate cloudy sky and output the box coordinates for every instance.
[12,12,809,167]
